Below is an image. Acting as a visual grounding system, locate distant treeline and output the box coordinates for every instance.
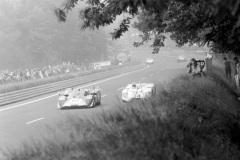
[0,0,108,70]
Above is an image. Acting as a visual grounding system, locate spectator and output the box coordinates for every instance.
[223,56,232,80]
[233,57,240,96]
[187,58,206,78]
[0,61,85,85]
[44,69,49,77]
[39,70,44,79]
[205,52,214,71]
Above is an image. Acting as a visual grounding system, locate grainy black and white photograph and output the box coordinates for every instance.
[0,0,240,159]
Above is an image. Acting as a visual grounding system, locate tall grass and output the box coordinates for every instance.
[2,65,240,160]
[0,61,140,94]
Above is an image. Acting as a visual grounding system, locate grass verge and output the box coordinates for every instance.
[2,65,240,160]
[0,61,140,94]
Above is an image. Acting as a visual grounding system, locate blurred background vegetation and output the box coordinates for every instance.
[0,0,110,70]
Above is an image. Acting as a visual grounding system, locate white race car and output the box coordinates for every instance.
[58,87,101,109]
[122,83,156,102]
[177,55,187,62]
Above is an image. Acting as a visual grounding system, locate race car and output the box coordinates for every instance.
[122,83,156,102]
[145,58,154,65]
[177,55,187,62]
[58,87,101,109]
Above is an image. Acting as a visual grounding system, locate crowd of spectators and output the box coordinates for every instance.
[0,62,86,85]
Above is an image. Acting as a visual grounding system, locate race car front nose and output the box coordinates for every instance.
[58,100,66,108]
[122,92,130,101]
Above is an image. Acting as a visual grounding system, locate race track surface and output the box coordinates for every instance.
[0,48,205,151]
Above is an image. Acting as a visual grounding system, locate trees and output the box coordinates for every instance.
[0,0,108,70]
[55,0,240,54]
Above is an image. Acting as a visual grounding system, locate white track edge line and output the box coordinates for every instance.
[26,118,44,124]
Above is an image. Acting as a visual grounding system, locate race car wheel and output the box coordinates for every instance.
[95,98,101,105]
[94,93,101,106]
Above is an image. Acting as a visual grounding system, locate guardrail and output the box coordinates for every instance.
[0,65,145,106]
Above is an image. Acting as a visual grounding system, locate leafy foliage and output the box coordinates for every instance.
[56,0,240,54]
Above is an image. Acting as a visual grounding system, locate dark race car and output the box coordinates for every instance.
[58,87,101,109]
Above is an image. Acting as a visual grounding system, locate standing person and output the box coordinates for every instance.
[187,58,205,78]
[205,51,214,71]
[233,57,240,96]
[223,56,232,80]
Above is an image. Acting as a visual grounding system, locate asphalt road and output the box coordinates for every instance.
[0,48,205,152]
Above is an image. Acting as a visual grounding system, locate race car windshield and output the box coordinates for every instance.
[68,90,90,98]
[79,90,90,96]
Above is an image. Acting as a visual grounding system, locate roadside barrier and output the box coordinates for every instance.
[0,65,145,106]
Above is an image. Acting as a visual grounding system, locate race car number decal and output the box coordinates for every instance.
[71,99,82,103]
